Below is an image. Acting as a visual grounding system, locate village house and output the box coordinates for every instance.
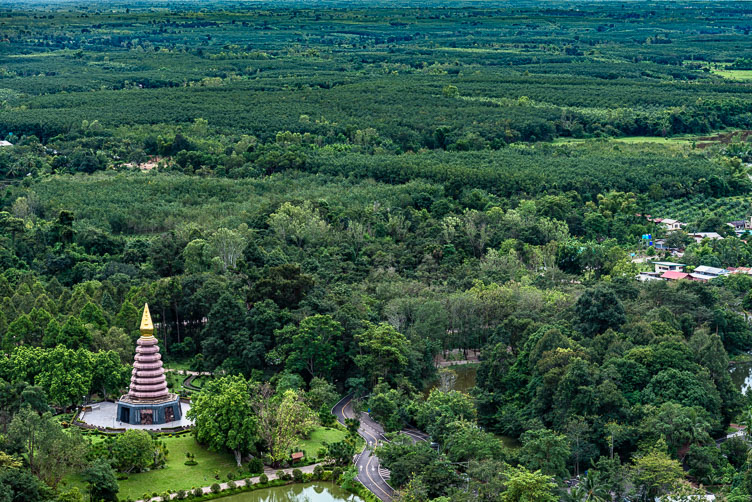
[728,217,752,236]
[728,267,752,275]
[653,261,685,274]
[693,265,728,277]
[661,270,689,281]
[689,232,724,243]
[653,218,686,232]
[637,271,663,282]
[728,220,747,232]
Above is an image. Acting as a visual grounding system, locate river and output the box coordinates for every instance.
[215,483,363,502]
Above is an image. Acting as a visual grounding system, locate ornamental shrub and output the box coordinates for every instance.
[331,467,343,483]
[313,465,324,480]
[210,483,221,494]
[292,469,303,483]
[247,457,264,475]
[259,474,269,484]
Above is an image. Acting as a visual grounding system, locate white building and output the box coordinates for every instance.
[653,261,685,274]
[693,265,728,277]
[689,232,723,243]
[659,218,685,231]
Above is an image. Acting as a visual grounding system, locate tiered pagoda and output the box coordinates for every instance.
[116,304,182,425]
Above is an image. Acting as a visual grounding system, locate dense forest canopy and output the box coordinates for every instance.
[2,1,752,502]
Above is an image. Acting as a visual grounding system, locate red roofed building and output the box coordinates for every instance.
[661,271,689,281]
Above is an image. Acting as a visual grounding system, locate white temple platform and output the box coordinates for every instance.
[79,401,194,430]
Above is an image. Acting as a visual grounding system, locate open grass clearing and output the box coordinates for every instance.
[63,425,352,499]
[551,133,709,146]
[711,69,752,81]
[163,359,194,372]
[298,425,354,459]
[64,434,237,500]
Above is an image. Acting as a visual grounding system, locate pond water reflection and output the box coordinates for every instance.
[425,364,478,395]
[730,359,752,395]
[216,484,363,502]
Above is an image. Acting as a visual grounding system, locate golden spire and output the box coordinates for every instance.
[140,303,155,337]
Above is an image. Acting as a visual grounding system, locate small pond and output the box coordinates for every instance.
[424,364,478,395]
[216,483,363,502]
[729,359,752,395]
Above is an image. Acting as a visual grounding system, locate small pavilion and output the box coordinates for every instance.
[116,304,182,425]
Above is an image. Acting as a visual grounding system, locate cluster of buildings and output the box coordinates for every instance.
[637,261,747,282]
[644,216,752,256]
[632,214,752,283]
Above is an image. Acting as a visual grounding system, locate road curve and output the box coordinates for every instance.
[333,394,394,502]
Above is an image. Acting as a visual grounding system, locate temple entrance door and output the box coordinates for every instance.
[165,406,175,422]
[120,407,130,423]
[141,409,153,425]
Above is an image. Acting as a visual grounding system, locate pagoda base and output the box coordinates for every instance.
[116,394,182,425]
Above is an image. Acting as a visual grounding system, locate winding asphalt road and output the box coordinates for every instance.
[332,395,431,502]
[333,395,394,501]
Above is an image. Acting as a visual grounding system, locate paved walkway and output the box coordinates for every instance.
[137,464,320,502]
[78,401,195,430]
[164,369,214,376]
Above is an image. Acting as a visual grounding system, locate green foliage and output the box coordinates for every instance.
[500,465,558,502]
[518,429,571,479]
[112,430,158,474]
[246,457,263,476]
[7,407,88,488]
[283,315,343,379]
[575,285,626,337]
[187,375,258,467]
[414,389,476,443]
[83,459,119,502]
[0,4,752,501]
[323,440,356,467]
[354,322,411,386]
[630,440,684,500]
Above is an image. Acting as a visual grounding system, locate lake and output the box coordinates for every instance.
[216,484,363,502]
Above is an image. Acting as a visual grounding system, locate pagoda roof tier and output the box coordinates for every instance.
[124,304,170,402]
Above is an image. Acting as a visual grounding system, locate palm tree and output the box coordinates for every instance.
[563,473,610,502]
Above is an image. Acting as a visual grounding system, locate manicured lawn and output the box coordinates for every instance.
[298,426,350,460]
[165,372,186,394]
[163,359,193,372]
[64,434,238,500]
[190,375,213,389]
[63,425,356,499]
